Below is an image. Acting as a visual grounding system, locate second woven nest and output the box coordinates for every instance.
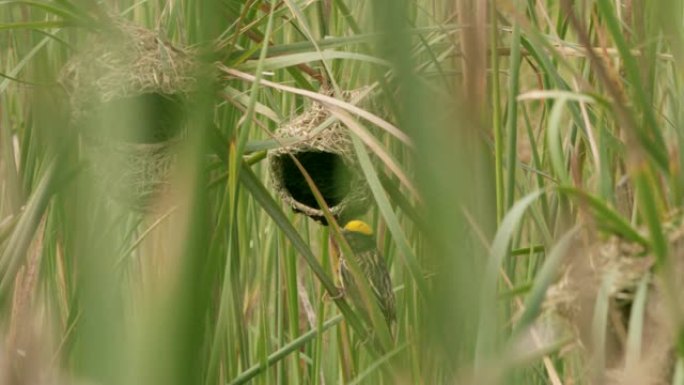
[60,21,197,210]
[268,91,372,224]
[543,214,684,385]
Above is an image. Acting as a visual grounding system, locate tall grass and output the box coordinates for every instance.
[1,0,683,384]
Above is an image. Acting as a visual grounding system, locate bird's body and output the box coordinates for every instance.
[339,220,396,331]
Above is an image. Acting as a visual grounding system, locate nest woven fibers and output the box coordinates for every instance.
[268,90,372,225]
[60,20,197,211]
[543,214,684,385]
[61,21,197,124]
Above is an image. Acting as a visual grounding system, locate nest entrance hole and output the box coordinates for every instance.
[82,92,184,143]
[280,151,354,210]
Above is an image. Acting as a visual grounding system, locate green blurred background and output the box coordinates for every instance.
[2,0,684,384]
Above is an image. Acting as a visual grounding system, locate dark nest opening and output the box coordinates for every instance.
[82,92,185,144]
[268,90,373,225]
[278,151,353,210]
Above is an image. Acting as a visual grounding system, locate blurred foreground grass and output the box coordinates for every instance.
[2,0,684,384]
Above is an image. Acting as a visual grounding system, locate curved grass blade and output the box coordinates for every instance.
[329,105,420,201]
[237,50,390,72]
[624,274,650,369]
[346,343,407,385]
[512,226,579,335]
[475,190,544,366]
[0,20,72,31]
[558,186,649,247]
[220,66,412,146]
[228,315,343,385]
[547,97,571,185]
[0,160,57,291]
[591,270,616,382]
[221,86,282,123]
[0,1,87,23]
[634,169,667,267]
[0,34,53,94]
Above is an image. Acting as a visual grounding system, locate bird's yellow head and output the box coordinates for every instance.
[343,220,374,236]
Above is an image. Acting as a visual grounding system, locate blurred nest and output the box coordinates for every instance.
[268,90,372,224]
[60,21,197,122]
[544,213,684,385]
[544,235,651,319]
[60,21,197,210]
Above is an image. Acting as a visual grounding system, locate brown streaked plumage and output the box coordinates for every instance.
[340,220,396,331]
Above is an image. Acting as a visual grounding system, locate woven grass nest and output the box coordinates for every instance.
[268,90,372,224]
[60,21,197,210]
[543,214,684,385]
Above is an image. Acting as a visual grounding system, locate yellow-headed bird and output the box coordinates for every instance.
[340,220,396,330]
